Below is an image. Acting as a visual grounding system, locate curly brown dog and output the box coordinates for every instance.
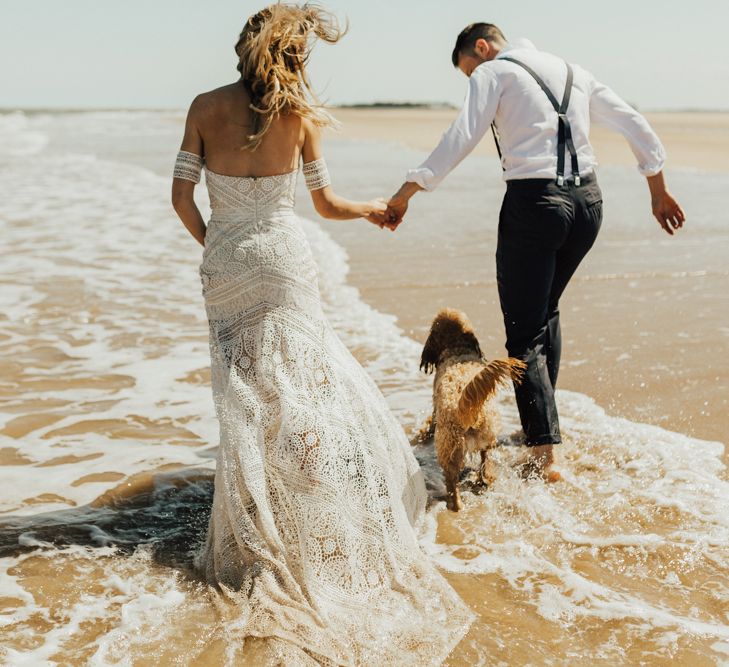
[417,308,526,511]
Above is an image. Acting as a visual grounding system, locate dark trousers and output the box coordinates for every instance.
[496,173,603,446]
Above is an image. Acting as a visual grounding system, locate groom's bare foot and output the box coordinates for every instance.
[518,444,562,483]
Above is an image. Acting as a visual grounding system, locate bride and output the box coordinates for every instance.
[171,4,474,664]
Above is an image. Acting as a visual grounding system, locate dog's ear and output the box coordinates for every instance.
[419,342,438,374]
[464,331,483,359]
[420,326,440,374]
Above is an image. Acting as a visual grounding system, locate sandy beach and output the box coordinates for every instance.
[2,0,728,656]
[1,109,728,664]
[317,109,729,446]
[333,108,729,173]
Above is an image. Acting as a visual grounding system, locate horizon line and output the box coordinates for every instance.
[2,104,729,114]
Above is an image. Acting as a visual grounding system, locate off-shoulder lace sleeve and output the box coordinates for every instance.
[302,157,331,191]
[173,150,203,183]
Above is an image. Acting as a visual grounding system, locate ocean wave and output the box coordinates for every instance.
[0,111,49,156]
[1,113,728,663]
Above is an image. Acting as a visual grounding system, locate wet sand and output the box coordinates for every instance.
[318,109,729,447]
[1,109,728,665]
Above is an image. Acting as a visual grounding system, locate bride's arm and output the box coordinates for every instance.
[172,97,207,246]
[301,119,387,226]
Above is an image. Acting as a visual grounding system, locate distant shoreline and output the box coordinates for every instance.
[334,102,458,110]
[2,106,729,114]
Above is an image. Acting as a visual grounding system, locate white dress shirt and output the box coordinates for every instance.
[406,39,667,189]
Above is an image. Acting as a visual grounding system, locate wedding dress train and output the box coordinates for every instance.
[182,155,473,665]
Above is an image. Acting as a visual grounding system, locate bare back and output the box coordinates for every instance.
[173,81,380,233]
[182,82,305,178]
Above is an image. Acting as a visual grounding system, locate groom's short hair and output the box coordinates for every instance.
[451,23,506,67]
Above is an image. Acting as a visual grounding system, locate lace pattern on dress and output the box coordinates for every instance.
[204,168,297,218]
[302,157,331,191]
[193,167,475,664]
[173,150,203,183]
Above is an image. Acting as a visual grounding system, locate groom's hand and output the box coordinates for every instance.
[647,171,686,236]
[385,181,423,230]
[363,198,389,228]
[385,195,408,230]
[651,189,685,235]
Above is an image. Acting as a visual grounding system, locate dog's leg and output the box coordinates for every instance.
[478,449,497,487]
[444,465,463,512]
[436,425,465,512]
[443,449,465,512]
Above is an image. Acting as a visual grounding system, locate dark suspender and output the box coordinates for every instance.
[491,57,581,186]
[490,122,504,163]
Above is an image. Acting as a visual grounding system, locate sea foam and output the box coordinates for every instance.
[1,111,727,664]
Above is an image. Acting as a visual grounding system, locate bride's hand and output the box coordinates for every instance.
[363,198,390,229]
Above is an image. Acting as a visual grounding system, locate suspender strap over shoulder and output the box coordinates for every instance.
[498,56,581,186]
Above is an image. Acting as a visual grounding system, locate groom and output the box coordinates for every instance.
[385,23,685,480]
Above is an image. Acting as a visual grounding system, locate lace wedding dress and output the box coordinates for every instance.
[173,151,474,666]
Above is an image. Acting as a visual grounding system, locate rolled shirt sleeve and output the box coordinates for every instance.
[586,72,666,176]
[406,66,501,191]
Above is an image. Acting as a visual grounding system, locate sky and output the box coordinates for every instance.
[1,0,727,111]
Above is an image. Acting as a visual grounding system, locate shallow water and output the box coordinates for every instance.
[0,111,728,665]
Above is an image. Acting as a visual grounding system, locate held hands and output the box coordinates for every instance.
[384,193,409,231]
[362,182,422,231]
[362,198,393,229]
[383,181,424,231]
[362,186,415,232]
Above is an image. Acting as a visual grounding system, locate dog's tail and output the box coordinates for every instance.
[457,358,527,428]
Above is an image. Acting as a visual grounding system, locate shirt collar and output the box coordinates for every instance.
[495,37,537,59]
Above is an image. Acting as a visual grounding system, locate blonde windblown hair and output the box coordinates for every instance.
[235,3,346,150]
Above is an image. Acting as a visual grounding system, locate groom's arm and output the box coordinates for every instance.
[387,67,501,224]
[585,68,684,233]
[585,69,666,176]
[407,67,500,190]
